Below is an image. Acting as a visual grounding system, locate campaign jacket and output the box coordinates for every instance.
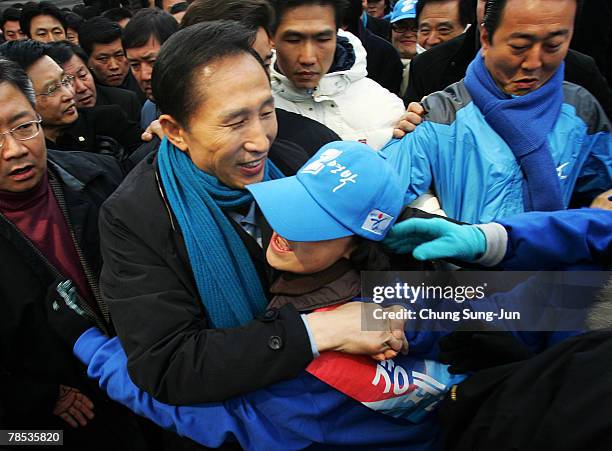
[381,81,611,224]
[271,30,406,151]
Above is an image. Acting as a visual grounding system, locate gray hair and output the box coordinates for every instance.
[0,58,35,108]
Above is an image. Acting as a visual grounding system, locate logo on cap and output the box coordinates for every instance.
[300,148,359,192]
[361,210,393,235]
[401,0,417,12]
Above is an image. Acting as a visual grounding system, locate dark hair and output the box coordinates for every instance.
[0,38,47,71]
[483,0,577,42]
[122,9,178,50]
[270,0,349,34]
[0,58,36,108]
[102,7,133,22]
[349,237,391,271]
[181,0,274,35]
[1,7,21,32]
[64,12,84,32]
[20,1,67,38]
[341,0,363,35]
[153,21,264,127]
[416,0,475,28]
[78,17,122,56]
[44,40,89,67]
[169,2,188,14]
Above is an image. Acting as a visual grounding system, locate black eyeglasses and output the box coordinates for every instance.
[391,23,418,34]
[0,116,43,149]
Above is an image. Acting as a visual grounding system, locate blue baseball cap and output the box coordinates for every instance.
[390,0,418,23]
[247,141,404,242]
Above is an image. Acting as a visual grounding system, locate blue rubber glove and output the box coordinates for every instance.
[383,218,487,261]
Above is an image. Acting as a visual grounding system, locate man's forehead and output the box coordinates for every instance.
[126,37,161,60]
[420,0,459,19]
[32,14,63,29]
[28,56,63,83]
[497,0,576,34]
[277,4,337,31]
[92,39,124,54]
[0,83,36,125]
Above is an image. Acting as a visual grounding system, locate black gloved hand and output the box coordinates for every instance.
[438,322,534,374]
[46,279,96,347]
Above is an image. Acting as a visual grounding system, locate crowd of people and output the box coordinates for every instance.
[0,0,610,450]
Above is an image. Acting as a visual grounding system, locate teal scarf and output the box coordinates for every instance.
[157,138,284,328]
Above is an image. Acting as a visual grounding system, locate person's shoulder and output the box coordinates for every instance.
[47,149,124,196]
[97,84,139,103]
[411,33,467,69]
[102,150,159,218]
[421,80,473,125]
[561,81,610,134]
[47,148,122,180]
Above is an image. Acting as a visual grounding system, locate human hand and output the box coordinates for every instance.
[393,102,425,138]
[384,218,486,262]
[141,119,164,142]
[590,189,612,210]
[53,385,95,428]
[306,303,408,359]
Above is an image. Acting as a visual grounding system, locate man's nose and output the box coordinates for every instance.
[298,42,317,66]
[521,45,544,72]
[1,133,29,161]
[141,63,153,81]
[244,120,271,153]
[424,31,442,49]
[108,57,119,71]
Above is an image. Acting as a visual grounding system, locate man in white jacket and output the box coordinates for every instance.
[270,0,406,151]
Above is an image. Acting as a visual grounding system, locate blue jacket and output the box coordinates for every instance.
[498,209,612,270]
[74,329,457,451]
[381,81,612,223]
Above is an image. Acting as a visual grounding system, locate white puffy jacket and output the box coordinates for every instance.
[271,30,406,151]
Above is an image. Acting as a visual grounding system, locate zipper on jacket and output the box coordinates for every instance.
[48,174,110,332]
[0,212,106,332]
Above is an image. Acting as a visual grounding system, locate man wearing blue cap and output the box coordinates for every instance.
[390,0,419,97]
[53,142,458,450]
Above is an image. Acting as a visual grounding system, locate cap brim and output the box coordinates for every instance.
[247,177,354,242]
[391,13,416,23]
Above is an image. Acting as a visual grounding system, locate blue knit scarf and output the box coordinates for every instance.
[157,138,284,328]
[464,51,565,212]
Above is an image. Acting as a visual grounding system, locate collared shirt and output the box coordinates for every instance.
[227,201,263,248]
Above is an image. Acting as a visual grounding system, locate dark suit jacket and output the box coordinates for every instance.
[96,84,142,124]
[405,26,612,120]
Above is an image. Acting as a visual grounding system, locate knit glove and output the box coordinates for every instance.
[438,324,534,374]
[383,218,486,262]
[46,279,95,347]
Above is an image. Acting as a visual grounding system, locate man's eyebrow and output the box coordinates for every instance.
[261,96,275,109]
[509,29,570,40]
[129,52,157,61]
[219,97,274,122]
[219,107,250,122]
[435,21,455,28]
[8,111,34,124]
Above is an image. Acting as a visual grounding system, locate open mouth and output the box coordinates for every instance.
[270,232,293,254]
[9,164,34,180]
[238,156,266,177]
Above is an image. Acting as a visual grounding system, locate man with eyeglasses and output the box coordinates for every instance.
[0,39,143,160]
[390,0,419,97]
[45,41,142,124]
[0,57,151,450]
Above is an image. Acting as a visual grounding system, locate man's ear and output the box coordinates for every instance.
[159,114,188,152]
[480,25,490,56]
